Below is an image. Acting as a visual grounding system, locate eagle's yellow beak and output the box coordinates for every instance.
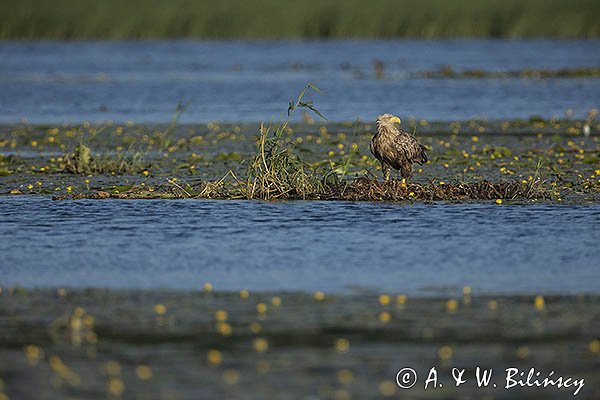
[391,116,401,124]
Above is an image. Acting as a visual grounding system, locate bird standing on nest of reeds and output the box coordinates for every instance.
[370,114,428,182]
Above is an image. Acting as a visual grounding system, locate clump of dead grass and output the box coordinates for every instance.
[326,178,550,202]
[63,176,550,203]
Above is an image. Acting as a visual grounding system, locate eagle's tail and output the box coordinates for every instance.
[419,144,428,164]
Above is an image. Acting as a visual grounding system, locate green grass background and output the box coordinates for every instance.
[1,0,599,39]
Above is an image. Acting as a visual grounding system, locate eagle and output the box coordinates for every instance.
[370,114,428,182]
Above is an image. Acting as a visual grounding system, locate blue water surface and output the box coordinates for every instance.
[1,39,599,123]
[1,197,598,295]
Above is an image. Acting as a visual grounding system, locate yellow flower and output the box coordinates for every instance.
[516,346,529,359]
[446,299,458,312]
[222,369,239,385]
[256,303,267,314]
[379,311,391,323]
[534,295,545,311]
[379,380,397,396]
[337,369,353,384]
[253,338,269,352]
[216,322,232,336]
[215,310,228,322]
[107,378,125,396]
[207,349,222,365]
[378,294,391,306]
[335,338,350,353]
[250,322,262,334]
[438,345,453,361]
[135,365,153,380]
[495,199,502,204]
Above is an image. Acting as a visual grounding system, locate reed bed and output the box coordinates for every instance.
[2,0,599,39]
[245,85,328,200]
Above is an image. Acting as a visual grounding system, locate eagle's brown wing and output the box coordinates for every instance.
[392,130,428,165]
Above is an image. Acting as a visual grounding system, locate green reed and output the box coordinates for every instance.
[1,0,598,39]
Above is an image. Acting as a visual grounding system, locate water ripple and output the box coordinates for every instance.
[0,197,599,295]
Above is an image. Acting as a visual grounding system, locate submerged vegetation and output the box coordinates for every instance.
[419,66,600,79]
[1,0,599,39]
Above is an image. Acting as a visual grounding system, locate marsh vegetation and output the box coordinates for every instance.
[1,111,598,203]
[2,0,599,39]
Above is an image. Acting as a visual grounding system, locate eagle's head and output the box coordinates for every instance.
[376,114,401,127]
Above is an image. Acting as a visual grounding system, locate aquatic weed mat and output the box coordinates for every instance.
[49,177,554,203]
[2,118,599,203]
[0,289,599,399]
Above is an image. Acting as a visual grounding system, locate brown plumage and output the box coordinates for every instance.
[370,114,428,181]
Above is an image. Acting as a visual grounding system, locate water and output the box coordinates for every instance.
[1,197,598,295]
[1,39,600,124]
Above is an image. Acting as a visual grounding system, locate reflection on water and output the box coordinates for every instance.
[1,40,600,123]
[1,197,599,295]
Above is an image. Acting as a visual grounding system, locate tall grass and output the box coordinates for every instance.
[1,0,599,39]
[246,84,326,200]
